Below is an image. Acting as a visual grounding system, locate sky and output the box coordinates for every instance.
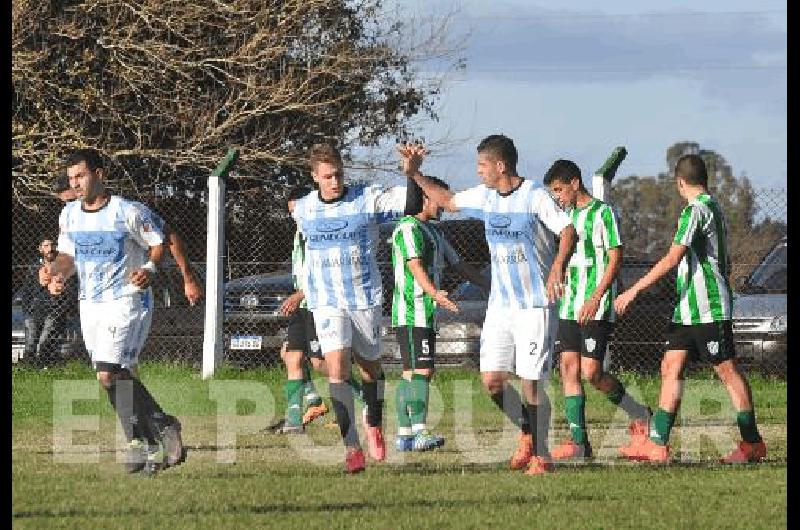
[365,0,786,193]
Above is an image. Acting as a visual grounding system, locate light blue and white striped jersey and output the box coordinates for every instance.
[291,184,406,309]
[57,196,165,302]
[453,179,571,309]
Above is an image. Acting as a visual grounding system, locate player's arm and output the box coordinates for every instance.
[45,253,76,296]
[546,224,577,302]
[614,244,686,316]
[577,246,623,325]
[406,258,459,313]
[397,143,458,212]
[164,225,203,306]
[279,289,306,316]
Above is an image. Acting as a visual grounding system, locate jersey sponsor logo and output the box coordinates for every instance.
[585,338,596,353]
[311,254,369,268]
[74,233,121,259]
[315,219,349,233]
[487,214,512,228]
[75,235,105,246]
[494,249,528,264]
[707,341,719,356]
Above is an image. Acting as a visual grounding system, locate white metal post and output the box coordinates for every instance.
[202,149,238,379]
[592,146,626,373]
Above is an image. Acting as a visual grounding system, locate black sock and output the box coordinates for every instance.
[105,379,137,442]
[362,371,385,428]
[329,382,360,447]
[528,392,551,456]
[130,378,160,445]
[489,385,528,432]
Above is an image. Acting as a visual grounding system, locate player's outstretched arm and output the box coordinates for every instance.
[407,258,459,313]
[397,143,458,212]
[614,244,686,316]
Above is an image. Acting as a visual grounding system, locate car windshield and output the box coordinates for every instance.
[742,242,787,294]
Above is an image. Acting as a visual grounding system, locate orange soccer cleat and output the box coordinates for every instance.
[524,455,555,475]
[345,447,366,474]
[721,440,767,464]
[510,433,534,470]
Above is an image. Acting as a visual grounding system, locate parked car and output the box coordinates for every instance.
[732,236,787,370]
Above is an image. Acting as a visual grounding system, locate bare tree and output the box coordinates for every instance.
[12,0,464,203]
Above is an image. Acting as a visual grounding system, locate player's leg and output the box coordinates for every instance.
[479,308,533,467]
[406,327,444,451]
[312,307,364,473]
[351,307,387,462]
[622,349,686,463]
[699,322,766,463]
[515,307,555,475]
[394,326,415,451]
[580,321,651,451]
[551,319,590,460]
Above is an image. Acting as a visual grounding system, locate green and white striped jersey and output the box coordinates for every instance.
[391,216,461,328]
[559,198,622,322]
[672,193,733,324]
[291,230,308,310]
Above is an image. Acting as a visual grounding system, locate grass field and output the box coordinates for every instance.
[13,362,787,528]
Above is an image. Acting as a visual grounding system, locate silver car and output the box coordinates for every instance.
[732,237,787,369]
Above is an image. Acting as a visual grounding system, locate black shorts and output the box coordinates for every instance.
[395,326,436,371]
[554,319,614,361]
[664,321,735,365]
[285,308,322,359]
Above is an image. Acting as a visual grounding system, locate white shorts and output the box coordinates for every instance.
[311,306,382,361]
[479,306,557,380]
[80,290,153,369]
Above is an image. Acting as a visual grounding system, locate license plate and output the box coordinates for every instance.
[230,335,263,350]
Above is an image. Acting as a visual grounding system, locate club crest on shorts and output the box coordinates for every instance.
[309,340,320,353]
[707,341,719,355]
[585,338,596,353]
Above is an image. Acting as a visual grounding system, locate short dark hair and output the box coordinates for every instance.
[66,148,105,171]
[675,154,708,187]
[477,134,518,169]
[543,159,582,186]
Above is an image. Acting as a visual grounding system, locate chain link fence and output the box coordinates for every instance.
[12,185,786,377]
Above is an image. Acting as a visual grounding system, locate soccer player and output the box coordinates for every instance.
[391,175,488,452]
[614,154,767,464]
[289,143,423,473]
[44,148,182,475]
[543,158,651,460]
[399,136,577,475]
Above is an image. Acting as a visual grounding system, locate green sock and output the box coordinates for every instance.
[409,374,429,431]
[302,363,322,406]
[395,378,412,436]
[285,379,304,426]
[564,395,588,445]
[736,410,762,443]
[650,408,676,446]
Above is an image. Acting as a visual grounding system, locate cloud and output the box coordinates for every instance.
[452,7,785,111]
